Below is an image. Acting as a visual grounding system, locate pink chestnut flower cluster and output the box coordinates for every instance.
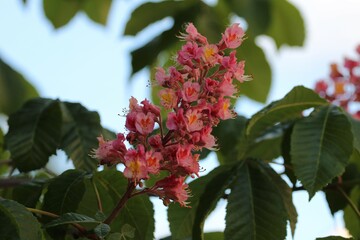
[92,23,248,207]
[315,45,360,119]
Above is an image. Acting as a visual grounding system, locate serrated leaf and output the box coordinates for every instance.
[45,212,99,228]
[42,170,88,216]
[82,0,112,25]
[236,39,271,103]
[246,86,327,139]
[0,58,39,115]
[60,102,101,171]
[168,164,237,240]
[224,161,288,240]
[344,186,360,238]
[5,98,62,172]
[0,199,42,240]
[291,105,353,198]
[124,1,191,36]
[266,0,305,48]
[43,0,82,28]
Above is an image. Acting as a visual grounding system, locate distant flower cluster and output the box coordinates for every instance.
[315,45,360,119]
[92,23,248,207]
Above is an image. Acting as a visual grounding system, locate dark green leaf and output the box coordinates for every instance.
[281,124,297,186]
[168,164,237,240]
[204,232,223,240]
[45,212,99,228]
[236,39,271,103]
[246,86,327,139]
[316,237,354,240]
[60,102,101,171]
[0,58,39,115]
[224,0,271,36]
[82,0,112,25]
[94,223,111,238]
[266,0,305,48]
[43,0,82,28]
[0,198,42,240]
[344,186,360,238]
[291,105,353,198]
[348,116,360,153]
[224,161,288,240]
[244,135,282,161]
[42,169,88,216]
[12,180,45,208]
[5,98,62,172]
[124,1,192,36]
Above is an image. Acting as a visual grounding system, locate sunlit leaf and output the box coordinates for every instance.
[246,86,327,139]
[5,98,62,172]
[266,0,305,48]
[291,105,353,198]
[60,102,101,171]
[43,0,82,28]
[0,199,42,240]
[0,58,39,115]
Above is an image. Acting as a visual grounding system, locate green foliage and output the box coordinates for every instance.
[291,105,353,198]
[43,0,112,28]
[344,186,360,238]
[316,237,354,240]
[45,212,101,228]
[0,58,39,116]
[0,199,42,240]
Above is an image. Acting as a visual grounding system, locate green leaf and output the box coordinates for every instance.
[204,232,223,240]
[60,102,101,171]
[348,116,360,153]
[244,135,282,161]
[246,86,327,139]
[236,39,271,103]
[168,164,237,240]
[344,186,360,238]
[0,58,39,115]
[12,180,45,208]
[5,98,62,172]
[77,170,154,240]
[94,223,111,238]
[224,0,271,36]
[291,105,353,198]
[45,212,99,228]
[0,198,42,240]
[224,161,288,240]
[124,1,192,36]
[82,0,112,25]
[266,0,305,48]
[43,0,82,28]
[42,169,88,216]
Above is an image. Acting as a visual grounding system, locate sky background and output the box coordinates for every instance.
[1,0,360,239]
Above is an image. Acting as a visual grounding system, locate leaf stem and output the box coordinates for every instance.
[91,178,103,212]
[26,207,59,218]
[336,186,360,218]
[103,180,136,225]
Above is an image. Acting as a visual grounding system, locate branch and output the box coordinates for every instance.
[0,178,31,188]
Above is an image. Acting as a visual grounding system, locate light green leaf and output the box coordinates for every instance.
[5,98,62,172]
[82,0,112,25]
[45,212,99,228]
[0,199,42,240]
[246,86,327,139]
[344,186,360,238]
[168,164,237,240]
[60,102,101,171]
[0,58,39,115]
[224,161,288,240]
[266,0,305,48]
[236,39,271,103]
[291,105,353,198]
[43,0,82,28]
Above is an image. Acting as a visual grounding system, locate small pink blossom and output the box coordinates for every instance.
[92,134,127,166]
[135,112,155,135]
[222,23,244,49]
[182,81,200,102]
[146,151,162,174]
[212,98,235,120]
[123,145,148,182]
[202,44,219,65]
[159,88,178,109]
[185,109,203,132]
[154,175,190,207]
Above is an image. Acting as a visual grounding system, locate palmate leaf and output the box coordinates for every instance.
[246,86,328,140]
[225,161,290,240]
[60,102,101,171]
[0,199,42,240]
[168,164,238,240]
[5,98,62,172]
[0,58,39,115]
[291,105,353,198]
[76,169,154,240]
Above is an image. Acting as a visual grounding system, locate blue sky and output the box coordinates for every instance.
[1,0,360,239]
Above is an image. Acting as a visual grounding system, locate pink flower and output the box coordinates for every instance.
[212,98,235,120]
[135,112,155,135]
[176,145,200,176]
[159,88,178,109]
[222,23,245,49]
[92,134,127,166]
[146,151,162,174]
[182,81,200,102]
[202,44,219,65]
[155,67,168,86]
[123,145,148,182]
[181,22,207,44]
[185,109,203,132]
[154,175,190,207]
